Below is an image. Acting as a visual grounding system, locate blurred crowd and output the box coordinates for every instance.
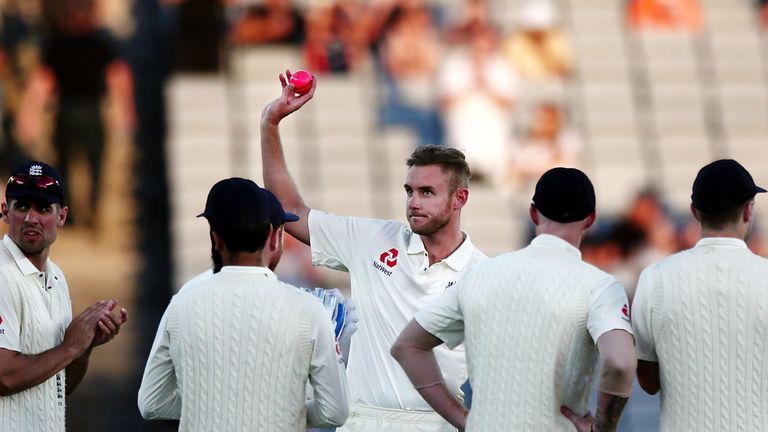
[1,0,766,274]
[0,0,134,229]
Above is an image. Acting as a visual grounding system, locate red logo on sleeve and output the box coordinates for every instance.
[0,315,3,325]
[379,248,399,268]
[621,304,630,323]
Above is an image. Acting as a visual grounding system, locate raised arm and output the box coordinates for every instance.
[260,70,316,244]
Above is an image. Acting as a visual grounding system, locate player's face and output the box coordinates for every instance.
[404,165,457,236]
[3,197,67,259]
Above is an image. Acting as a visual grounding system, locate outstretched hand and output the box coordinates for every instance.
[261,69,317,127]
[561,405,593,432]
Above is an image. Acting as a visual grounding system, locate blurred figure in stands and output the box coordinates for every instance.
[438,22,516,185]
[507,101,579,190]
[0,0,42,179]
[305,1,365,73]
[229,0,305,46]
[17,0,134,228]
[626,0,703,32]
[502,1,572,86]
[377,0,443,146]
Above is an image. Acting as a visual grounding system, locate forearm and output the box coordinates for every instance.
[416,382,468,431]
[65,348,92,395]
[260,112,310,243]
[592,392,629,432]
[0,344,81,396]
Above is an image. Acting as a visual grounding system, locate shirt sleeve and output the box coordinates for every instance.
[414,279,466,350]
[0,272,21,352]
[308,209,373,272]
[631,266,657,362]
[306,302,350,428]
[587,279,633,343]
[137,303,182,420]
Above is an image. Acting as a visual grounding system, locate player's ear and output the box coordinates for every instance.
[453,187,468,210]
[529,204,539,225]
[57,205,68,227]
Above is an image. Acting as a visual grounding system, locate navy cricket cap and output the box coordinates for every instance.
[5,161,65,205]
[532,167,596,223]
[198,178,272,228]
[691,159,766,212]
[263,189,300,227]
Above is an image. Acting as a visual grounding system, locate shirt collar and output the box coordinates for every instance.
[3,234,45,276]
[219,265,278,279]
[530,234,582,260]
[694,237,749,250]
[406,230,477,272]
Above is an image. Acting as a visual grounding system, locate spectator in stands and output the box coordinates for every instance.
[0,0,42,179]
[502,1,572,85]
[438,22,516,184]
[377,0,444,146]
[304,1,363,73]
[757,0,768,31]
[626,0,703,32]
[229,0,305,46]
[507,101,579,190]
[443,0,492,46]
[162,0,228,72]
[17,0,134,228]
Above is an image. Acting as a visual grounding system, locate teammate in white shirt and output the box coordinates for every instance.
[138,178,349,431]
[393,167,636,432]
[0,161,127,432]
[633,159,768,431]
[261,71,487,432]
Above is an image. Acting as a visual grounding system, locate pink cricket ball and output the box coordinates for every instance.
[290,70,313,95]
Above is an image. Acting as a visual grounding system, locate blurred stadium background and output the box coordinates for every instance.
[1,0,767,430]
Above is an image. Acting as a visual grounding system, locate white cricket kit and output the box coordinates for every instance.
[309,210,487,413]
[633,237,768,432]
[0,235,72,432]
[415,234,632,432]
[138,266,349,432]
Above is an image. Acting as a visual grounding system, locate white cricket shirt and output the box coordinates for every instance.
[0,235,72,432]
[415,234,632,431]
[309,210,487,410]
[138,266,349,431]
[633,237,768,431]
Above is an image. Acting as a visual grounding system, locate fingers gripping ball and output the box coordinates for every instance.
[290,70,313,95]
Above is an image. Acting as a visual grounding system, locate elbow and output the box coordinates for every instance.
[326,405,350,427]
[600,353,637,397]
[390,341,406,364]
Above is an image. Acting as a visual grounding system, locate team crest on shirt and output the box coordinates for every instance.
[621,304,630,323]
[372,248,399,276]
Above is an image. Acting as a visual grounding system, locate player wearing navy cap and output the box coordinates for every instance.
[0,161,127,432]
[633,159,768,431]
[138,178,349,431]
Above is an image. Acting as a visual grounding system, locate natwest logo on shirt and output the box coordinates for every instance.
[372,248,399,277]
[379,248,399,268]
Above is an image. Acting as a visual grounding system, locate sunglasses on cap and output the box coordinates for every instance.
[7,174,63,194]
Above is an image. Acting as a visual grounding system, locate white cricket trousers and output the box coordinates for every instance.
[337,403,457,432]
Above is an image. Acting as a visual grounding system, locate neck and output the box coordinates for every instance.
[700,226,747,241]
[221,250,268,268]
[537,228,584,249]
[28,253,48,273]
[421,227,465,266]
